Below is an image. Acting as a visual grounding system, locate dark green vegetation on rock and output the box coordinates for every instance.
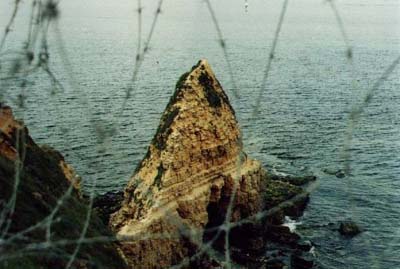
[198,71,222,108]
[199,69,235,115]
[153,164,165,189]
[148,71,188,153]
[175,71,190,90]
[264,179,303,209]
[134,148,151,173]
[197,67,235,115]
[268,174,316,186]
[152,107,180,151]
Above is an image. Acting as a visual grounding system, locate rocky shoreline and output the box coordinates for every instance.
[1,60,317,269]
[93,171,316,269]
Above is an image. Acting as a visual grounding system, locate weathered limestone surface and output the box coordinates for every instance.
[110,60,267,268]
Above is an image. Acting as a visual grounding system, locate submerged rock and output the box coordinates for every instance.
[339,220,362,237]
[335,170,346,179]
[297,240,314,252]
[268,173,316,186]
[0,106,127,269]
[266,225,300,246]
[266,258,285,269]
[291,251,314,269]
[322,168,346,178]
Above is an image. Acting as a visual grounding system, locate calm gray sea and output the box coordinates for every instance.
[1,0,399,268]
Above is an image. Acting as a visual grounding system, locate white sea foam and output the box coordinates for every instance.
[271,164,289,177]
[282,216,302,232]
[309,246,316,257]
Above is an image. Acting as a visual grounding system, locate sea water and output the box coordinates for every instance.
[1,0,399,268]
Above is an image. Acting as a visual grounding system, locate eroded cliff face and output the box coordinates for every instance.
[0,106,126,269]
[110,60,267,268]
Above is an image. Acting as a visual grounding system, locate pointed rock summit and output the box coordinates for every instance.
[110,60,266,267]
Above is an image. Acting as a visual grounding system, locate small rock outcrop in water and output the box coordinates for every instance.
[322,168,346,179]
[0,106,126,268]
[291,251,314,269]
[339,220,362,237]
[110,60,313,268]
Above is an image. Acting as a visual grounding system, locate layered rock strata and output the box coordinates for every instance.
[110,60,267,268]
[110,60,314,268]
[0,106,126,269]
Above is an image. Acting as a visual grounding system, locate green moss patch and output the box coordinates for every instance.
[152,107,180,151]
[198,72,222,108]
[264,179,302,209]
[153,164,165,189]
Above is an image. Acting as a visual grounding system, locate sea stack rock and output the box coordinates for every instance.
[110,60,267,268]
